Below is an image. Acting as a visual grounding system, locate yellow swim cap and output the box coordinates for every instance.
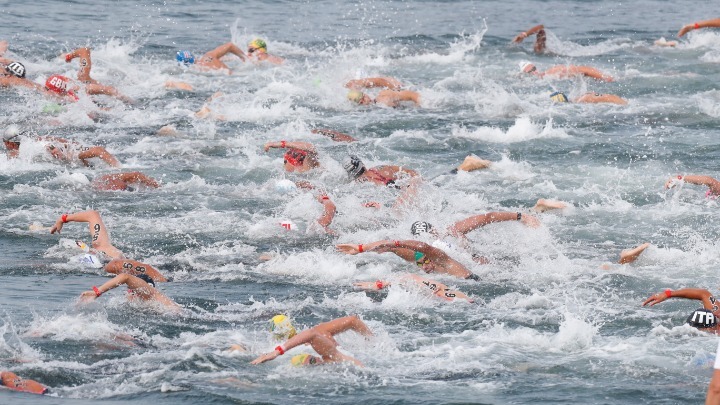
[290,353,318,366]
[269,314,296,340]
[249,38,267,52]
[347,90,364,103]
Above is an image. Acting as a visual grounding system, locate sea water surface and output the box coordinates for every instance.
[1,0,720,403]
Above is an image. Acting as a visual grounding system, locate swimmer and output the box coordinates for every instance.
[336,239,479,280]
[0,59,46,93]
[347,89,420,108]
[0,371,48,395]
[91,171,160,191]
[643,287,720,334]
[665,174,720,197]
[80,273,181,313]
[343,155,419,188]
[3,126,121,167]
[63,47,133,103]
[175,42,248,73]
[678,18,720,37]
[246,38,284,65]
[531,198,569,213]
[311,128,357,143]
[449,155,494,173]
[410,211,539,263]
[251,315,373,367]
[354,273,474,303]
[264,140,320,173]
[345,77,403,91]
[49,210,168,282]
[343,155,421,207]
[519,61,614,82]
[549,91,627,105]
[512,24,547,54]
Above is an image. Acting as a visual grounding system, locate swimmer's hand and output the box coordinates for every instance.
[520,214,541,228]
[513,32,528,43]
[263,142,276,152]
[227,344,248,353]
[336,244,361,255]
[642,291,669,307]
[437,288,474,303]
[50,219,64,234]
[250,350,281,365]
[363,201,381,208]
[353,281,385,291]
[79,290,98,303]
[665,176,683,189]
[678,24,693,37]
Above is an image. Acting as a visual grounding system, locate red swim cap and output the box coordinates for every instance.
[45,74,70,94]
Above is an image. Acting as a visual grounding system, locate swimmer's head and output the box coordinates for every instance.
[518,61,536,74]
[135,273,156,287]
[283,148,307,168]
[45,74,71,94]
[686,308,717,329]
[269,314,296,340]
[3,124,25,144]
[290,353,320,367]
[343,155,366,179]
[248,39,267,54]
[415,251,431,268]
[347,90,372,105]
[176,50,195,65]
[550,91,569,103]
[410,221,433,236]
[5,61,26,78]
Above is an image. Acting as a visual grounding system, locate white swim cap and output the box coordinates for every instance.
[275,179,297,194]
[518,61,535,73]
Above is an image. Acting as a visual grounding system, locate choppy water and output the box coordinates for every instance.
[2,0,720,403]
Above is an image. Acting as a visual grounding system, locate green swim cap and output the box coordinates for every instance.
[414,251,425,261]
[42,103,65,115]
[249,38,267,51]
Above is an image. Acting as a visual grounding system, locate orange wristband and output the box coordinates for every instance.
[93,286,102,297]
[280,140,286,148]
[376,280,384,289]
[695,22,700,29]
[275,345,285,355]
[61,213,69,223]
[664,289,672,298]
[358,244,363,253]
[394,240,400,247]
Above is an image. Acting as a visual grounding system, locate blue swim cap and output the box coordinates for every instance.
[176,51,195,65]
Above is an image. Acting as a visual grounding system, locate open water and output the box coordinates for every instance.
[1,0,720,403]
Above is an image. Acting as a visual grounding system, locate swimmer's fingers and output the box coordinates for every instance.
[49,220,63,234]
[678,25,691,37]
[512,32,527,43]
[250,351,279,365]
[353,282,379,290]
[263,142,273,152]
[335,244,360,255]
[79,291,97,302]
[642,293,664,306]
[521,214,541,228]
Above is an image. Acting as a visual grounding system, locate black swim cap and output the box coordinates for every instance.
[686,308,717,329]
[411,221,433,235]
[135,273,156,287]
[6,61,25,78]
[343,155,366,179]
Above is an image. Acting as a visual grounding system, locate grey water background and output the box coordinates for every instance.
[2,0,720,403]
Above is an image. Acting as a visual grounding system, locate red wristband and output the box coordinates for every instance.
[65,54,72,63]
[275,345,285,355]
[61,214,69,223]
[695,22,700,29]
[280,140,286,148]
[376,280,384,289]
[677,175,683,180]
[321,195,329,200]
[358,244,363,253]
[93,286,102,297]
[394,240,400,247]
[664,289,672,298]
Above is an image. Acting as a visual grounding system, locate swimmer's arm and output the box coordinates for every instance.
[311,128,356,143]
[678,18,720,37]
[50,210,113,249]
[80,273,154,301]
[316,194,336,234]
[250,329,317,365]
[706,368,720,404]
[673,175,720,193]
[263,141,317,154]
[448,212,539,236]
[396,90,420,106]
[353,280,390,290]
[642,288,715,310]
[575,66,614,82]
[513,24,544,42]
[119,172,160,188]
[335,241,416,261]
[345,77,402,90]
